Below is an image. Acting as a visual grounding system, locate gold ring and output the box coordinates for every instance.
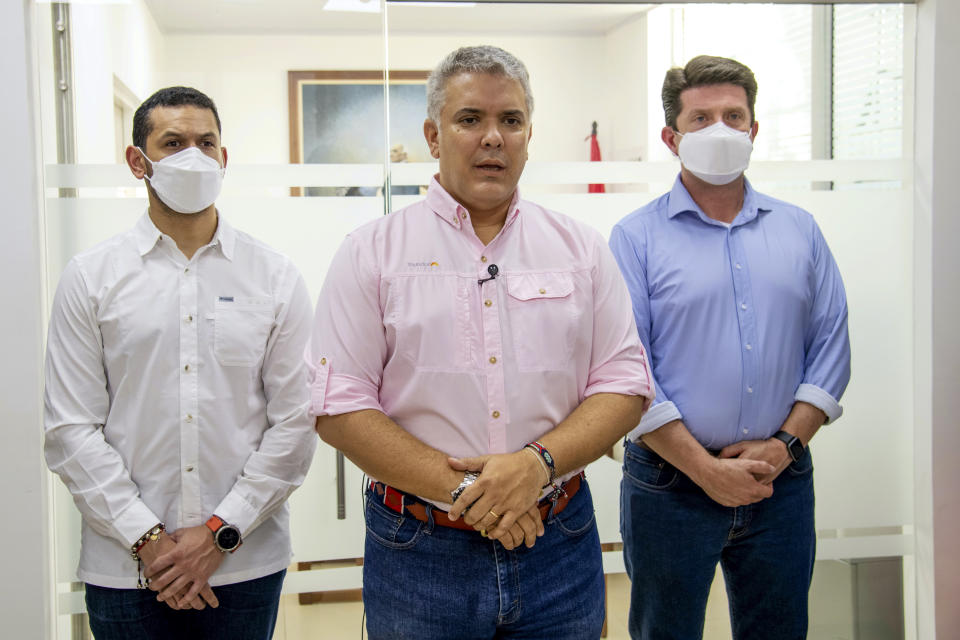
[489,510,500,519]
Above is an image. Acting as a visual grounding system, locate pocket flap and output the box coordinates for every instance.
[505,273,574,301]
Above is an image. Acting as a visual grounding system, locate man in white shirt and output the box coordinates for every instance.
[43,86,317,640]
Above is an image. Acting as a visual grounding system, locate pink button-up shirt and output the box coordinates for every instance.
[307,178,653,494]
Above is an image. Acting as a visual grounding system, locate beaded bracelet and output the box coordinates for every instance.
[131,523,165,561]
[523,446,551,486]
[524,441,556,484]
[131,523,165,590]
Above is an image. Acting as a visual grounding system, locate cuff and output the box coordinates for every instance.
[310,372,385,417]
[626,401,683,442]
[213,491,260,537]
[584,361,656,411]
[794,383,843,424]
[113,500,164,548]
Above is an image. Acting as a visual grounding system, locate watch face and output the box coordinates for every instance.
[217,526,241,551]
[788,440,805,461]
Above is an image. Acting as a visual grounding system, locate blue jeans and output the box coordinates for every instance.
[363,479,605,639]
[620,440,815,640]
[84,569,285,640]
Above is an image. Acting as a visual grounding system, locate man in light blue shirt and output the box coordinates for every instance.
[610,55,850,640]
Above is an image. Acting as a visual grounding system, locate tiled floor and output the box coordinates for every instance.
[273,569,735,640]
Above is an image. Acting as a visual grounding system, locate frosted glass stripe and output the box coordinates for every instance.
[44,159,908,189]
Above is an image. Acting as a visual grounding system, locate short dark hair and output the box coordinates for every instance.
[662,55,758,130]
[132,86,221,149]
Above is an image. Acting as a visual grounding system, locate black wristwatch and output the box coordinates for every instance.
[771,430,805,462]
[205,515,242,553]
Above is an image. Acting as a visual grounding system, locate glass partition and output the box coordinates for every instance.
[33,1,914,638]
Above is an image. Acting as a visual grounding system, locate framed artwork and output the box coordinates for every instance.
[288,70,431,196]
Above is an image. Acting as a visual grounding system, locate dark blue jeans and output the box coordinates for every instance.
[85,569,285,640]
[363,479,605,639]
[620,440,815,640]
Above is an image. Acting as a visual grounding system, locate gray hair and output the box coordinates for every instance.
[426,45,534,123]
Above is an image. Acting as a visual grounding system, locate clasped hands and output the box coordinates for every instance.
[138,525,224,611]
[446,449,549,550]
[695,438,792,508]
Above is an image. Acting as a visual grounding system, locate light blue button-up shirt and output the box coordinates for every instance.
[609,177,851,449]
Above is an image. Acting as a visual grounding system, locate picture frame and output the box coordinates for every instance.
[287,70,431,196]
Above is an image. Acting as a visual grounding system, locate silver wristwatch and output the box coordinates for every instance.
[450,471,479,503]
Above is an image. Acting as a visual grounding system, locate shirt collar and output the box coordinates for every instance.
[425,175,522,230]
[666,174,770,227]
[133,209,235,260]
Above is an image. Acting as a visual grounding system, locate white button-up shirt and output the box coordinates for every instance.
[43,212,317,588]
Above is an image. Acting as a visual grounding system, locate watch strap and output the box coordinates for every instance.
[771,430,803,461]
[205,515,225,535]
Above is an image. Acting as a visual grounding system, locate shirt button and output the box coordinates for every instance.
[735,263,742,270]
[186,314,193,322]
[492,410,500,419]
[185,466,194,472]
[460,212,467,219]
[741,303,747,310]
[184,364,191,372]
[539,288,546,294]
[184,267,190,273]
[320,357,327,365]
[745,344,752,351]
[484,299,492,307]
[481,256,487,263]
[742,428,749,434]
[489,356,497,364]
[747,387,753,393]
[185,414,193,422]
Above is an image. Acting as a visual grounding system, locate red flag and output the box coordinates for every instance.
[587,124,605,193]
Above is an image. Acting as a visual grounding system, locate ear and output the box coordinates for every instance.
[423,118,440,159]
[220,146,228,169]
[126,145,149,180]
[661,126,680,157]
[749,120,759,142]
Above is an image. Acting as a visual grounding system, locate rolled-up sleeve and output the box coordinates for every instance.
[794,223,851,424]
[583,232,655,408]
[307,235,387,417]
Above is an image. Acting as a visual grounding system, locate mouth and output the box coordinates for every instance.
[474,159,506,173]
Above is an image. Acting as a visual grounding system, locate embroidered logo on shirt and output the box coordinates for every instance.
[406,261,440,271]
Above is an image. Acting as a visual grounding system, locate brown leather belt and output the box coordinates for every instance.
[370,473,583,533]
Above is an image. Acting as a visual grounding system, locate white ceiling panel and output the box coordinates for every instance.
[141,1,652,35]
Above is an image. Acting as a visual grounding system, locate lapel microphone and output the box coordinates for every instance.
[478,264,499,286]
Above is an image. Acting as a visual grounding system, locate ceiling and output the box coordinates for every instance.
[142,1,653,35]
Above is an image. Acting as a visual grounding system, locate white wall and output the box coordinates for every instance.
[0,1,51,638]
[157,30,610,170]
[70,0,165,162]
[914,0,960,636]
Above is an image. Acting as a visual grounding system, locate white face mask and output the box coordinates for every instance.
[138,146,224,214]
[676,122,753,186]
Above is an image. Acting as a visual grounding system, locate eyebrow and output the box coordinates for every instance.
[158,129,218,139]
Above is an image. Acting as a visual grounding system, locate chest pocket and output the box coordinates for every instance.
[388,275,476,372]
[505,272,578,372]
[210,296,274,367]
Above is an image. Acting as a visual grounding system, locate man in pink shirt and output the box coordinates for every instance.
[308,45,654,639]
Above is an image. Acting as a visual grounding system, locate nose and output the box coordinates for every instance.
[481,123,503,149]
